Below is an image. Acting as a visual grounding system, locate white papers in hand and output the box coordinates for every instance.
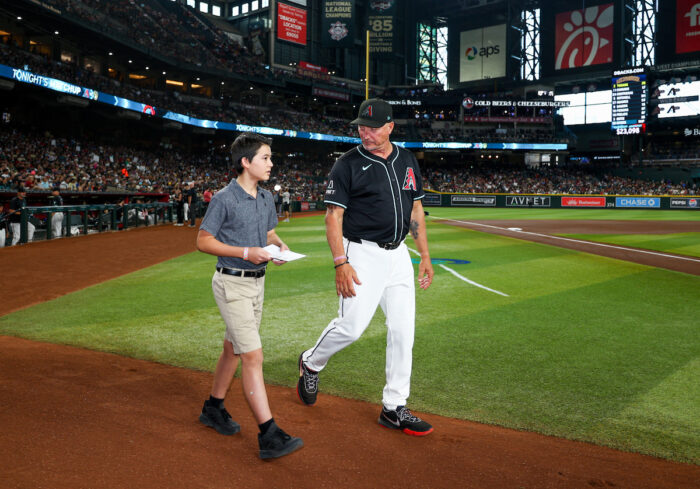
[263,245,306,262]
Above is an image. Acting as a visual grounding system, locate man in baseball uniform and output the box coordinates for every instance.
[9,187,35,245]
[49,186,63,238]
[297,99,435,436]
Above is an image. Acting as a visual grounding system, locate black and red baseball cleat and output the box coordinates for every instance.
[378,405,433,436]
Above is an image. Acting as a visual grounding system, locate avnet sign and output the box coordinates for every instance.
[451,195,496,207]
[506,196,551,207]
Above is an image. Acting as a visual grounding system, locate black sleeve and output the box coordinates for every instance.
[324,158,351,209]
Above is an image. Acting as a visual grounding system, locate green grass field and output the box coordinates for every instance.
[1,208,699,463]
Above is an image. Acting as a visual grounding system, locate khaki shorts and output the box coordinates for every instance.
[212,270,266,354]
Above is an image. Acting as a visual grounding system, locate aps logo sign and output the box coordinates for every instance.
[464,44,500,61]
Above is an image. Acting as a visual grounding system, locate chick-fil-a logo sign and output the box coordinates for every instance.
[555,4,613,70]
[677,0,700,53]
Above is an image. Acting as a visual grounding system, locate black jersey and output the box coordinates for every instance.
[324,144,424,243]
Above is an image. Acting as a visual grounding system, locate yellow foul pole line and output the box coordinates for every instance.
[365,29,370,100]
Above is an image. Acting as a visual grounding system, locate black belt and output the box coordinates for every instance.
[346,236,402,250]
[216,267,266,278]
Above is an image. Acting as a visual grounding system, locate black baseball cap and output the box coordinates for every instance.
[350,98,393,128]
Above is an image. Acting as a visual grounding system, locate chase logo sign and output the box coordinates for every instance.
[615,197,660,208]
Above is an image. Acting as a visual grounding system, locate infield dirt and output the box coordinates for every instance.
[1,218,698,489]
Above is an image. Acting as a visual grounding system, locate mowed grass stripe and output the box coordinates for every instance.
[1,215,698,462]
[560,232,700,258]
[427,207,700,221]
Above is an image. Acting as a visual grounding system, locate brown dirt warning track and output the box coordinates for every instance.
[1,216,699,489]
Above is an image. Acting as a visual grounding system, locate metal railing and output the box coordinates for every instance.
[8,203,174,245]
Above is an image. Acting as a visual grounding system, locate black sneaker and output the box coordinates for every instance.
[258,422,304,459]
[378,405,433,436]
[199,400,241,435]
[297,353,318,406]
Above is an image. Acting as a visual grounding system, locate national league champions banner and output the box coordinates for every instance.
[322,0,355,48]
[677,0,700,54]
[367,0,398,56]
[554,3,613,70]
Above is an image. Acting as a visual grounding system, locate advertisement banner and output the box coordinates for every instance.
[459,24,506,82]
[677,0,700,53]
[670,197,699,209]
[506,196,551,207]
[277,2,307,46]
[561,196,606,207]
[423,193,442,206]
[322,0,355,48]
[312,87,350,101]
[451,195,496,207]
[615,197,660,208]
[555,4,613,70]
[367,0,398,56]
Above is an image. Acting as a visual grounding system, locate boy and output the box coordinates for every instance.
[196,132,303,459]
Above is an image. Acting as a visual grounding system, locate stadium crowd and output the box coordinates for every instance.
[0,42,363,139]
[2,127,697,206]
[422,165,699,195]
[0,126,330,202]
[1,37,561,144]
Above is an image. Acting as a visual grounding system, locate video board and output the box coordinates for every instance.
[611,68,647,134]
[657,80,700,118]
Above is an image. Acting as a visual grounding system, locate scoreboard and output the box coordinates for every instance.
[611,68,647,135]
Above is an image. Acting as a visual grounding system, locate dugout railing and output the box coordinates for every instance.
[9,202,174,245]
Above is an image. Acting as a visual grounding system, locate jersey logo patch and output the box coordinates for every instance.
[402,168,417,190]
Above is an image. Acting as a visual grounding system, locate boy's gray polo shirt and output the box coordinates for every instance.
[200,179,278,270]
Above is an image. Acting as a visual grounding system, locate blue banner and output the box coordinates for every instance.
[615,197,660,208]
[0,62,567,151]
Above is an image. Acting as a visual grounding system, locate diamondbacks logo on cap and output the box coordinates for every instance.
[402,168,417,191]
[363,105,374,118]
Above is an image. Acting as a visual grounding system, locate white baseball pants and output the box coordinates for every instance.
[51,213,63,238]
[10,222,35,245]
[303,238,415,410]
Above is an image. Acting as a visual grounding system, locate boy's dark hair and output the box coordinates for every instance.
[230,132,272,174]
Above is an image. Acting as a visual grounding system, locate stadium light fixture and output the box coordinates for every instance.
[109,52,113,56]
[221,82,225,85]
[162,71,166,75]
[145,66,150,70]
[128,60,132,64]
[17,16,22,20]
[54,31,59,35]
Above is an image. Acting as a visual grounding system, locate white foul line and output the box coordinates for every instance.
[434,217,700,264]
[407,247,509,297]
